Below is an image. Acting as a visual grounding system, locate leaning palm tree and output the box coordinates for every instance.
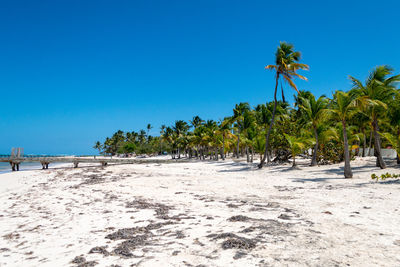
[259,42,309,168]
[329,90,358,178]
[299,94,329,166]
[350,65,400,169]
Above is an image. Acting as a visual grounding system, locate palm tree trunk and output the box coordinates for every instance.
[251,148,254,163]
[259,73,280,168]
[246,146,249,163]
[342,120,353,178]
[373,118,386,169]
[362,128,366,157]
[311,126,318,166]
[292,154,296,168]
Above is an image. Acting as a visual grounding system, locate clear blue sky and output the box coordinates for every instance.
[1,0,399,155]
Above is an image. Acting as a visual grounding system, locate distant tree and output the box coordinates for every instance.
[93,141,103,155]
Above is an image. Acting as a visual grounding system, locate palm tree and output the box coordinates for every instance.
[190,116,204,129]
[217,117,233,160]
[159,125,166,154]
[173,120,189,159]
[147,124,152,137]
[329,90,358,178]
[299,94,329,166]
[259,42,309,168]
[350,65,400,169]
[232,102,250,158]
[93,141,103,155]
[284,133,313,169]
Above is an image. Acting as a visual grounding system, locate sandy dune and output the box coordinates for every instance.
[0,157,399,266]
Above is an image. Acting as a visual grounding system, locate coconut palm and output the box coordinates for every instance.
[159,125,166,154]
[299,94,329,166]
[172,120,189,159]
[284,133,313,169]
[232,102,250,158]
[350,65,400,169]
[217,117,233,160]
[259,42,309,168]
[190,116,204,129]
[93,141,103,155]
[329,90,358,178]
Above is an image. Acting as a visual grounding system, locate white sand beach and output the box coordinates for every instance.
[0,157,400,266]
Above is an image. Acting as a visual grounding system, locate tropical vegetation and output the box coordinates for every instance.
[94,42,400,178]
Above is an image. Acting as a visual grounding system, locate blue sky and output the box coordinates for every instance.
[1,0,399,155]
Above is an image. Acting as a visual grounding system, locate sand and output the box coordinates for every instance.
[0,156,399,266]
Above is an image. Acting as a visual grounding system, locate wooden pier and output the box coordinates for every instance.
[0,156,170,171]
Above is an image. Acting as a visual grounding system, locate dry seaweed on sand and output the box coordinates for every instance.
[227,215,253,222]
[221,237,256,250]
[125,198,172,218]
[105,221,173,240]
[88,246,109,256]
[71,256,98,267]
[207,232,257,250]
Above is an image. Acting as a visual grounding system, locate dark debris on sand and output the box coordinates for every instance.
[207,232,257,250]
[112,235,148,257]
[222,237,256,250]
[88,246,109,256]
[71,256,98,267]
[228,215,253,222]
[125,198,173,219]
[105,221,174,240]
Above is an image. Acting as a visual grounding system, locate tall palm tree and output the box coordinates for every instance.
[159,125,166,154]
[350,65,400,169]
[299,94,329,166]
[259,42,309,168]
[329,90,358,178]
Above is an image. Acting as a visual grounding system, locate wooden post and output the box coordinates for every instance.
[73,161,79,168]
[101,161,107,166]
[10,162,15,171]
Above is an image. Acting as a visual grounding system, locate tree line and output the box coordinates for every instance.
[94,42,400,178]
